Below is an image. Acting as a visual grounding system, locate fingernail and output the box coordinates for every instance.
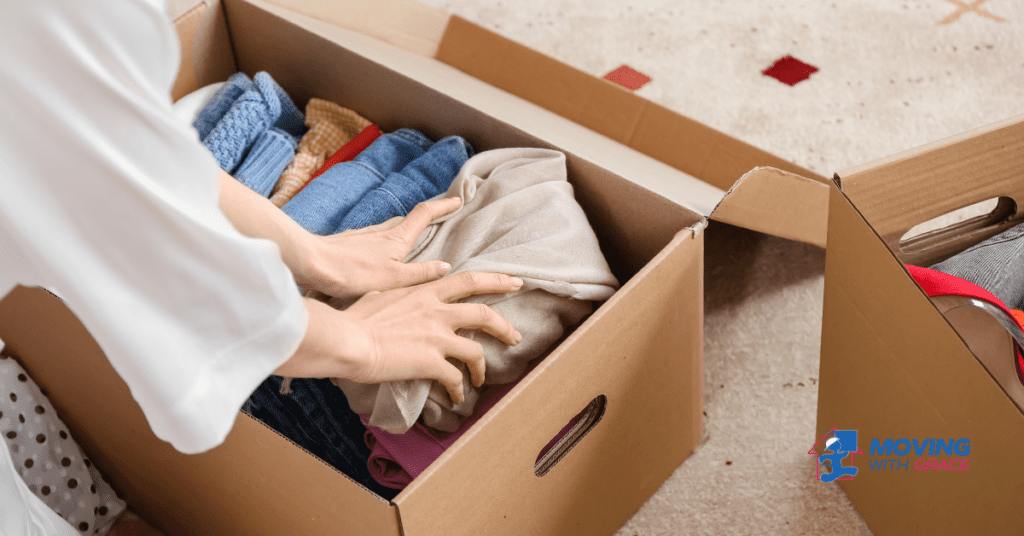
[439,262,452,274]
[514,330,523,345]
[510,277,524,287]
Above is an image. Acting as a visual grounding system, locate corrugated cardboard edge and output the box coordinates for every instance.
[710,167,829,248]
[259,0,450,57]
[836,113,1024,266]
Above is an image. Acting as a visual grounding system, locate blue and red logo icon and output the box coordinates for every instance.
[809,428,862,482]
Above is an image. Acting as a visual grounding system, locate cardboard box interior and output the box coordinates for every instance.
[0,0,709,534]
[817,114,1024,535]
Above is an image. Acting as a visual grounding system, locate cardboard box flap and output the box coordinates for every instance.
[836,113,1024,266]
[709,167,830,248]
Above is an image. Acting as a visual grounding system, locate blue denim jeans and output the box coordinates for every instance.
[195,72,305,174]
[244,376,399,500]
[281,129,473,235]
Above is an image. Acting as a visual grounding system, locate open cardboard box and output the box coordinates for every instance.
[0,0,831,534]
[818,114,1024,535]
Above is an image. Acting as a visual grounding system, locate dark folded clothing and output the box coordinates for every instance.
[243,376,398,500]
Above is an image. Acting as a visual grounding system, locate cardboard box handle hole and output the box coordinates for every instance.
[534,395,606,477]
[899,196,1016,256]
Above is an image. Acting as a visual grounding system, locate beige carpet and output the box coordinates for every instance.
[413,1,1024,534]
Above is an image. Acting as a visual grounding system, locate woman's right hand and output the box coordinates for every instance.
[276,271,524,404]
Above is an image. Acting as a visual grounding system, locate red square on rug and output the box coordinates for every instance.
[604,65,651,90]
[762,55,819,86]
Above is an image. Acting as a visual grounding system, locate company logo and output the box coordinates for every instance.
[812,428,972,480]
[809,428,862,482]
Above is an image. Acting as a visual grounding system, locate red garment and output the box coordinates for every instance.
[907,265,1024,380]
[292,125,382,198]
[312,124,382,180]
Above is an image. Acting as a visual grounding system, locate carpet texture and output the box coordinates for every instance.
[413,1,1024,534]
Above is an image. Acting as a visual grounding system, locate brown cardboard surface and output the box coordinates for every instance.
[711,167,830,248]
[170,2,204,100]
[0,287,402,536]
[837,113,1024,267]
[396,230,703,535]
[818,185,1024,535]
[171,0,237,101]
[261,0,450,57]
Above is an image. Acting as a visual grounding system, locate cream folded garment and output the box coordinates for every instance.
[333,148,619,434]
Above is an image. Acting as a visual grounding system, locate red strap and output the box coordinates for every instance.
[907,265,1024,380]
[292,125,384,198]
[311,124,382,180]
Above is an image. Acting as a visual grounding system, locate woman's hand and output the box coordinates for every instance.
[293,196,463,301]
[276,271,524,404]
[217,170,462,300]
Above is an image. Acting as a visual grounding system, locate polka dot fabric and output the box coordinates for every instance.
[0,353,126,534]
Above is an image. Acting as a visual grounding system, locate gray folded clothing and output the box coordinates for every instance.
[332,148,619,434]
[930,223,1024,310]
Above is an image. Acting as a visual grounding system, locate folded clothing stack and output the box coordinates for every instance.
[192,72,307,196]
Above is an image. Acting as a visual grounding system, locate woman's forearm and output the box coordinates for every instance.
[217,170,316,283]
[274,298,365,379]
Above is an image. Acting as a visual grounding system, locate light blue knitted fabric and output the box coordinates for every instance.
[193,72,252,141]
[233,128,298,197]
[198,72,306,174]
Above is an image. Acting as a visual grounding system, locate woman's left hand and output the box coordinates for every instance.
[290,196,462,300]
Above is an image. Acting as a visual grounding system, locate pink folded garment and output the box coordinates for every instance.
[364,377,583,490]
[363,380,517,489]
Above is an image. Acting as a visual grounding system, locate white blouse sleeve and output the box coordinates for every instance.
[0,0,308,454]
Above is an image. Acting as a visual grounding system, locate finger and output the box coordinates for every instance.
[449,302,521,347]
[431,360,466,405]
[391,197,462,243]
[430,271,524,303]
[386,260,452,290]
[444,335,486,388]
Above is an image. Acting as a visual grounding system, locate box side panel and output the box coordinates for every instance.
[837,114,1024,266]
[222,0,700,282]
[818,186,1024,535]
[397,231,703,536]
[436,16,826,192]
[0,287,401,536]
[171,0,237,101]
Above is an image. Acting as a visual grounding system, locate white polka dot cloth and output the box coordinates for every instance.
[0,352,126,534]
